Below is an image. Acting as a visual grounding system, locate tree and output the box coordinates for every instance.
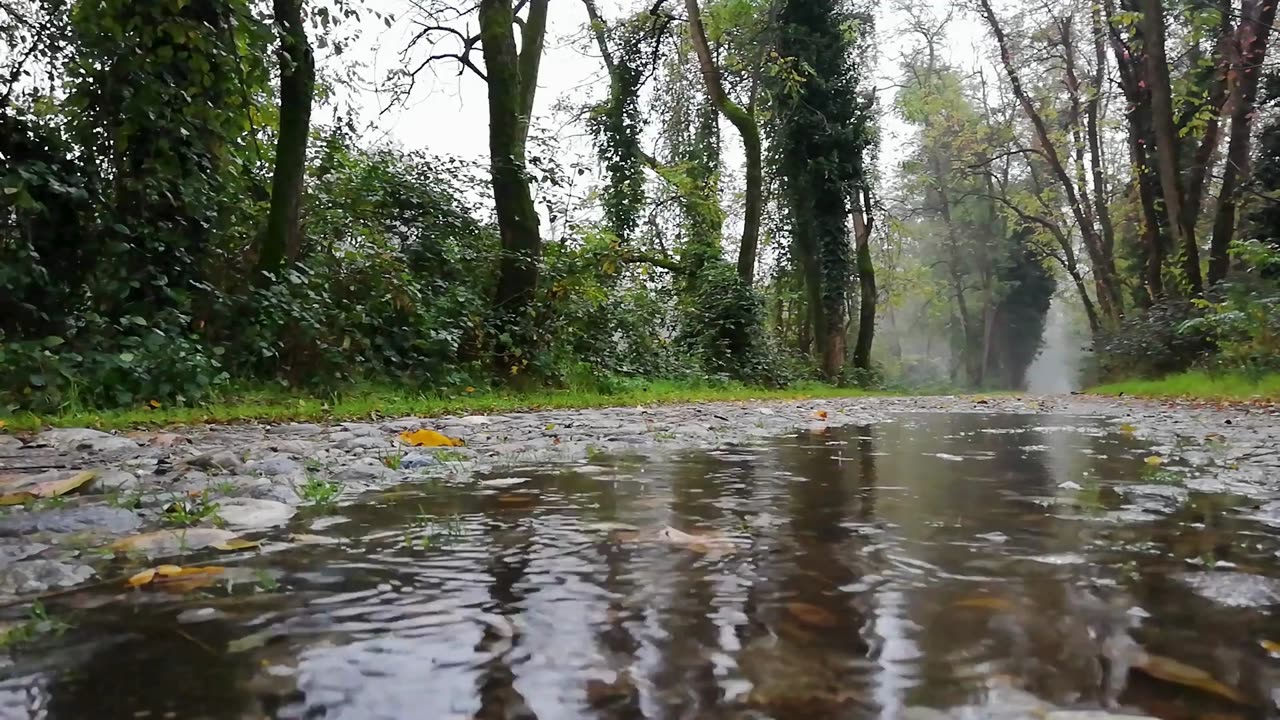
[258,0,315,274]
[774,0,876,379]
[684,0,764,284]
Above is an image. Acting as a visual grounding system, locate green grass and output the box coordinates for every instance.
[1091,370,1280,401]
[0,380,884,433]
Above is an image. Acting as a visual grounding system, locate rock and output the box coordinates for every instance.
[0,542,49,564]
[246,457,303,477]
[332,463,398,485]
[400,452,440,470]
[0,435,22,451]
[36,428,139,454]
[339,436,391,451]
[186,450,245,472]
[267,423,323,436]
[1045,713,1157,720]
[898,709,951,720]
[109,528,246,557]
[0,505,142,536]
[95,469,141,492]
[217,498,296,529]
[0,559,95,595]
[1176,571,1280,607]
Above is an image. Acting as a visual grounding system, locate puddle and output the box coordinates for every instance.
[2,412,1279,719]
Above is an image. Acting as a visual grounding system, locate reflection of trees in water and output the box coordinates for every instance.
[474,520,535,720]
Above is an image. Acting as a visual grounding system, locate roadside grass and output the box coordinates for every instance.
[1091,370,1280,402]
[0,380,892,433]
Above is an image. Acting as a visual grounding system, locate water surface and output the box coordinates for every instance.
[4,412,1277,719]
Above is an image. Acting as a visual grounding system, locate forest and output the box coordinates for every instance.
[2,0,1279,414]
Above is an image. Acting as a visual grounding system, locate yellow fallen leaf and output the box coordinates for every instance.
[155,565,183,576]
[0,470,96,505]
[953,596,1014,611]
[786,601,838,628]
[1261,639,1280,656]
[127,568,157,587]
[814,410,828,420]
[465,386,476,394]
[398,429,464,448]
[1119,423,1137,434]
[147,400,161,409]
[1134,652,1249,705]
[0,420,6,430]
[1144,455,1164,466]
[212,538,260,551]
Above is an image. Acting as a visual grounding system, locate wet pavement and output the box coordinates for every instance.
[0,396,1278,719]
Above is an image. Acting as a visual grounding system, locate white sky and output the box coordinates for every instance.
[340,0,991,186]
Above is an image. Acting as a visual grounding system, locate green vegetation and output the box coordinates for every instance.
[1092,371,1280,402]
[0,381,878,433]
[0,603,71,650]
[295,473,343,508]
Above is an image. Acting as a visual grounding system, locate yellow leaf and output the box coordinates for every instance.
[127,568,157,587]
[786,601,838,628]
[1119,423,1137,434]
[148,400,161,409]
[1262,639,1280,656]
[212,538,260,551]
[0,470,96,505]
[1134,653,1249,704]
[1144,455,1164,466]
[398,429,464,448]
[953,596,1014,611]
[465,386,476,394]
[814,410,828,420]
[155,565,183,576]
[0,420,6,430]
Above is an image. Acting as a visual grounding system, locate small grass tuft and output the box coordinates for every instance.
[296,473,342,508]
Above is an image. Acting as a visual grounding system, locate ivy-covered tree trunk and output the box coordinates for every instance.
[259,0,314,275]
[684,0,763,285]
[480,0,544,372]
[852,188,875,373]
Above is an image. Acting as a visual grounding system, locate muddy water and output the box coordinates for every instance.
[3,412,1280,719]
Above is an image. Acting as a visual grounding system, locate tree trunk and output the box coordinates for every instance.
[1139,0,1204,296]
[1209,0,1277,285]
[258,0,314,275]
[852,189,875,372]
[684,0,763,285]
[480,0,544,371]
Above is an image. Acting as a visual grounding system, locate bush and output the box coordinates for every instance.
[1094,299,1213,380]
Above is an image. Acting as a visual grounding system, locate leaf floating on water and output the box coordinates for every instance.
[126,565,225,590]
[656,526,735,554]
[398,429,464,447]
[1261,639,1280,656]
[1144,455,1165,466]
[127,568,157,587]
[953,596,1014,611]
[1134,652,1250,705]
[0,469,96,505]
[213,537,261,551]
[786,602,839,628]
[1119,423,1137,434]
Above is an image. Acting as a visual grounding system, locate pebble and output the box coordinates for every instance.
[0,559,94,595]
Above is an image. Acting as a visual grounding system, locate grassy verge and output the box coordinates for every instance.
[1090,370,1280,402]
[0,380,885,433]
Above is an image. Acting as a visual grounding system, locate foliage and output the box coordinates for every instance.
[1178,241,1280,375]
[1094,300,1213,380]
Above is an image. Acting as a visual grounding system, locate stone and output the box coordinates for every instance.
[0,435,22,451]
[95,469,141,492]
[246,457,304,477]
[1176,571,1280,607]
[186,449,245,472]
[267,423,323,436]
[0,542,49,564]
[332,463,399,485]
[0,559,95,595]
[400,452,440,470]
[217,498,296,529]
[0,505,142,536]
[36,428,139,454]
[339,436,391,451]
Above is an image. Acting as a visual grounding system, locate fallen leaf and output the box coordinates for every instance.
[0,469,96,505]
[465,386,476,394]
[1134,652,1250,705]
[1144,455,1164,466]
[127,568,157,587]
[1119,423,1137,434]
[398,429,464,448]
[656,526,735,554]
[111,528,253,556]
[0,420,6,430]
[953,596,1014,611]
[814,410,828,420]
[786,601,838,628]
[1261,639,1280,656]
[147,400,161,409]
[155,564,183,576]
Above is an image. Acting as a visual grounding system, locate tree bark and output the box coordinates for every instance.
[480,0,544,371]
[1209,0,1277,285]
[258,0,314,275]
[852,187,875,372]
[1138,0,1204,296]
[684,0,763,285]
